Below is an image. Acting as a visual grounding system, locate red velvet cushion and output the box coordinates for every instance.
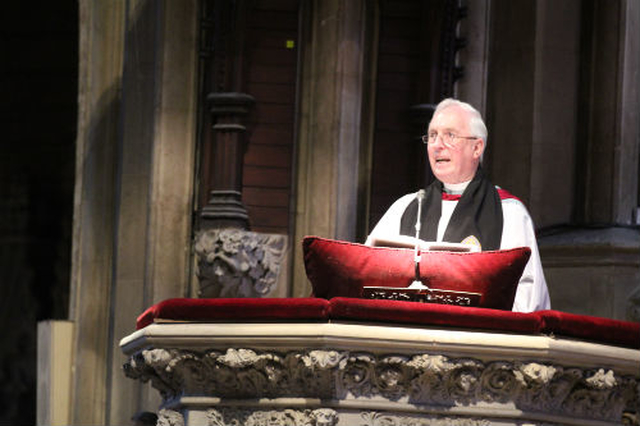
[134,297,639,349]
[536,310,640,349]
[136,297,330,330]
[303,236,530,310]
[329,297,542,334]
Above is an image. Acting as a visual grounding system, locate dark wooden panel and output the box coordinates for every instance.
[244,144,292,168]
[248,10,299,30]
[243,187,290,208]
[375,108,414,132]
[379,37,418,56]
[248,65,296,84]
[249,125,293,146]
[249,48,297,67]
[375,88,414,109]
[251,224,288,234]
[374,130,419,149]
[246,205,289,228]
[254,0,299,12]
[240,0,299,233]
[377,72,415,90]
[377,53,419,73]
[247,29,298,49]
[243,165,291,188]
[246,82,296,104]
[379,16,422,38]
[251,103,295,124]
[379,0,421,16]
[369,0,430,233]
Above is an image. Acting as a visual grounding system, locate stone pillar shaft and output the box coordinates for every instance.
[200,92,254,230]
[291,0,377,296]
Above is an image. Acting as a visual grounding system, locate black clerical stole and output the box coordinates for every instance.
[399,168,503,251]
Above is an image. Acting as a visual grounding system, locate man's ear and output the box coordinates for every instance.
[473,138,485,159]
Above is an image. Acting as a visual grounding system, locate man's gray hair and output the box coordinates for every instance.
[432,98,488,144]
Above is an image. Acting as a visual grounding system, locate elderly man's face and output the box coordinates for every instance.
[427,106,484,184]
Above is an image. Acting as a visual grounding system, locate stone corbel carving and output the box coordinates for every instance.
[123,348,640,423]
[194,228,287,298]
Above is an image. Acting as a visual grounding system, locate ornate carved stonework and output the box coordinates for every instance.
[157,408,184,426]
[205,408,338,426]
[194,228,287,297]
[123,348,640,424]
[360,412,491,426]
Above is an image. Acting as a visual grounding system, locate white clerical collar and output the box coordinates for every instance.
[443,180,471,195]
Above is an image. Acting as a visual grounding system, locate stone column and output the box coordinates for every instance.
[66,0,200,423]
[291,0,378,296]
[200,92,254,230]
[538,0,640,323]
[576,0,639,226]
[485,0,581,226]
[68,2,125,424]
[455,0,491,115]
[195,93,288,298]
[486,0,640,321]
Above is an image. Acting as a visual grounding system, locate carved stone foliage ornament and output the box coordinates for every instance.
[157,409,184,426]
[205,408,338,426]
[158,407,561,426]
[194,228,287,298]
[360,412,492,426]
[123,348,640,424]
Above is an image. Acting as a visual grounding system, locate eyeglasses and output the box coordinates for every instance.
[422,131,478,147]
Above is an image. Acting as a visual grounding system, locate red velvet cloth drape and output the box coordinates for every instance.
[135,297,639,350]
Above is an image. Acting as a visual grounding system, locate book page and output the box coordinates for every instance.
[369,236,479,252]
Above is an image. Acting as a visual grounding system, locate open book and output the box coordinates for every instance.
[364,235,482,306]
[368,235,480,253]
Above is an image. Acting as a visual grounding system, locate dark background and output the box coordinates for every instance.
[0,2,77,424]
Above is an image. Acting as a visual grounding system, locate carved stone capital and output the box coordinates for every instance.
[194,228,287,298]
[123,348,640,423]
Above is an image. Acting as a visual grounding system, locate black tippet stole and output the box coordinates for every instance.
[399,168,503,250]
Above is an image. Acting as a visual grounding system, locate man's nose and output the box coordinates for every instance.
[430,134,446,149]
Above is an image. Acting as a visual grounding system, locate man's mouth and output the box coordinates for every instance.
[435,158,450,163]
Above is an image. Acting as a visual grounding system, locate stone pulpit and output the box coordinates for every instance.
[121,297,640,426]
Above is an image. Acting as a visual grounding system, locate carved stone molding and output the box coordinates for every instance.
[202,408,528,426]
[194,228,287,298]
[160,407,569,426]
[157,408,184,426]
[360,412,492,426]
[123,348,640,423]
[206,408,338,426]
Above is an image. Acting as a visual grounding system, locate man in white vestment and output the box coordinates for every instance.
[366,98,550,312]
